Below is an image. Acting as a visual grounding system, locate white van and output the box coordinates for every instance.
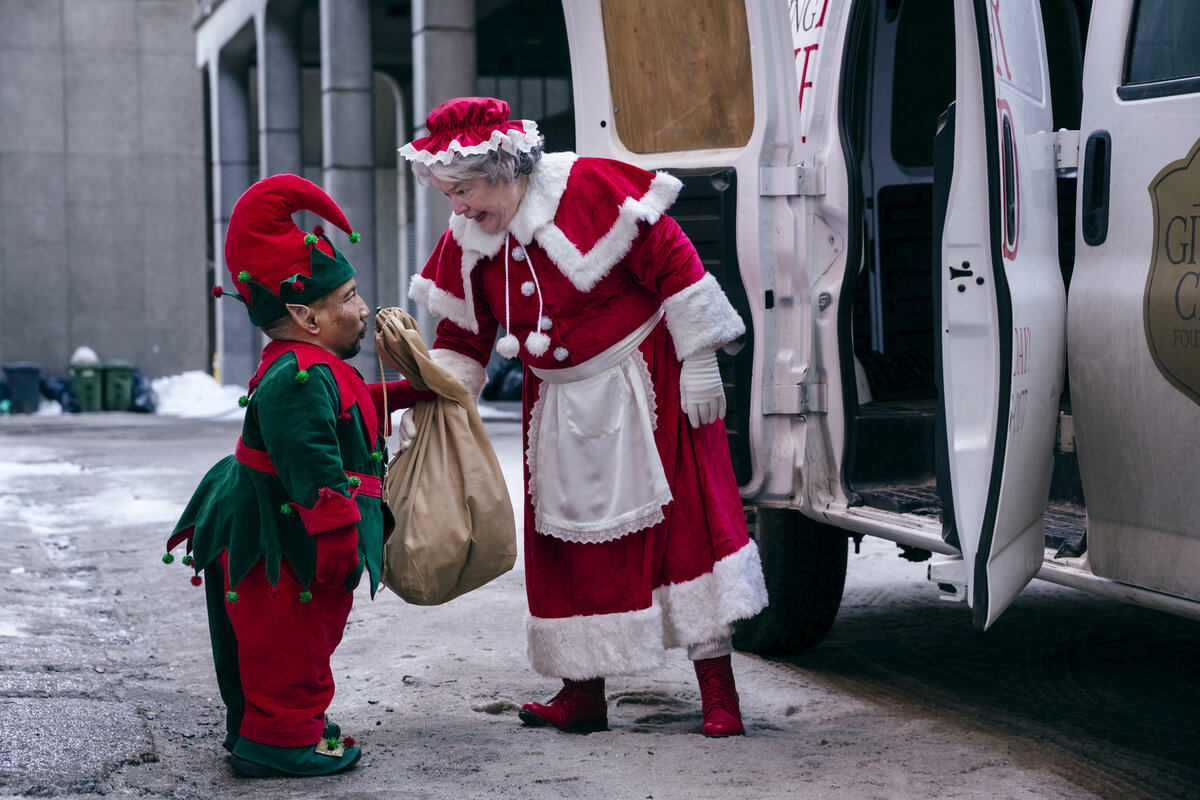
[561,0,1200,652]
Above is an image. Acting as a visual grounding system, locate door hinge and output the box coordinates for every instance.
[763,383,827,414]
[1053,129,1080,170]
[1056,412,1075,453]
[759,165,826,197]
[928,557,968,603]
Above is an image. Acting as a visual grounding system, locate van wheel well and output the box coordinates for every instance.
[733,507,848,656]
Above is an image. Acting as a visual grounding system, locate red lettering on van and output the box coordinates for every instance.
[796,43,819,119]
[1013,326,1032,376]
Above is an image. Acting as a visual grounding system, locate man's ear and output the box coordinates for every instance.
[285,302,319,334]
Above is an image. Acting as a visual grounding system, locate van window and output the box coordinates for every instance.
[600,0,753,154]
[1124,0,1200,90]
[891,0,955,168]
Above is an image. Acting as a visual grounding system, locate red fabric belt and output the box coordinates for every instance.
[235,438,383,499]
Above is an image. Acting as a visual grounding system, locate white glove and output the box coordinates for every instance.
[397,408,417,452]
[679,350,726,428]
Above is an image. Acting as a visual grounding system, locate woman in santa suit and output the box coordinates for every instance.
[400,97,767,737]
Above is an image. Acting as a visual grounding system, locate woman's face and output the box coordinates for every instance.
[429,173,527,235]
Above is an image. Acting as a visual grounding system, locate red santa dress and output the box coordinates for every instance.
[411,153,767,679]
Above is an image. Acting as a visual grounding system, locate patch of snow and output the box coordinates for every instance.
[36,398,63,416]
[152,371,246,419]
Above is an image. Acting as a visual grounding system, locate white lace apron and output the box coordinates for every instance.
[526,309,672,543]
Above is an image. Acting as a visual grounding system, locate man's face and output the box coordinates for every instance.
[312,278,369,359]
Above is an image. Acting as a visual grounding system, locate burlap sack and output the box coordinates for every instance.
[374,307,517,605]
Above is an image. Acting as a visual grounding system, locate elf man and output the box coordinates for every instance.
[165,174,428,777]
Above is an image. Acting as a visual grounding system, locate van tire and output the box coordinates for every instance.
[733,507,848,655]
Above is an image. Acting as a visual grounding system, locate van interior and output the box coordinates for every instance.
[840,0,1092,553]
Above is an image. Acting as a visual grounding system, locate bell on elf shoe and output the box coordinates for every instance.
[518,678,608,733]
[229,733,361,778]
[223,717,342,755]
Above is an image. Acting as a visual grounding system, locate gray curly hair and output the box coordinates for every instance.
[413,144,545,187]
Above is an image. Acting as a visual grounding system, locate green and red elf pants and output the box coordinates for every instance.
[207,551,353,748]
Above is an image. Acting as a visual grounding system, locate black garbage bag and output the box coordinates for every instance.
[482,357,523,402]
[130,368,157,413]
[40,374,81,413]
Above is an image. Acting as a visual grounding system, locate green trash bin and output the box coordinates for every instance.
[101,361,134,411]
[70,364,104,412]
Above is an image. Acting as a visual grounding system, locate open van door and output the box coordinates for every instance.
[1067,1,1200,602]
[560,0,828,502]
[934,0,1066,628]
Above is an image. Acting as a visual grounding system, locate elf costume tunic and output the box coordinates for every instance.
[168,339,410,749]
[411,152,769,679]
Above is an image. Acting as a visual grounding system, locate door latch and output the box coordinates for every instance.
[759,165,826,197]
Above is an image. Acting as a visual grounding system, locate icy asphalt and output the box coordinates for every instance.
[0,410,1189,799]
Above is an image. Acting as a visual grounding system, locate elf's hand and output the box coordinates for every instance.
[679,351,726,428]
[315,524,360,586]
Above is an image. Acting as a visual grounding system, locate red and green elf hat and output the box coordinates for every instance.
[216,174,362,327]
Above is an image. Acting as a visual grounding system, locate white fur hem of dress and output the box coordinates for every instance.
[525,542,768,679]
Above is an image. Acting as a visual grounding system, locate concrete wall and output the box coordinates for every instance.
[0,0,207,381]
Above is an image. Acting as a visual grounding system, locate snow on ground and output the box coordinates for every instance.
[149,369,522,422]
[151,371,246,419]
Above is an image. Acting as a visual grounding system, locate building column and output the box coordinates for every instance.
[257,0,303,178]
[319,0,377,375]
[411,0,475,337]
[209,48,257,387]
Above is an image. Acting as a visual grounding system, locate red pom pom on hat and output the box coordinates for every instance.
[211,286,224,298]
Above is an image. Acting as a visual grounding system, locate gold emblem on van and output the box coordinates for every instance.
[1145,136,1200,406]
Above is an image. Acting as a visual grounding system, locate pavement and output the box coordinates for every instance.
[2,410,1190,800]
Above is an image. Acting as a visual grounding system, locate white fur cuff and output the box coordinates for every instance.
[663,273,747,361]
[526,605,667,680]
[656,542,768,649]
[430,348,488,401]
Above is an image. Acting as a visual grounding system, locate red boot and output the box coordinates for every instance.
[694,655,744,737]
[518,678,608,733]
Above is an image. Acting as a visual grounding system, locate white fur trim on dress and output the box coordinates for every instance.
[656,541,768,649]
[399,121,542,167]
[527,605,667,680]
[429,348,488,401]
[440,153,684,311]
[534,170,683,293]
[409,274,478,334]
[663,272,747,361]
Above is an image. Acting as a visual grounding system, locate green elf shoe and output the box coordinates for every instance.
[230,735,361,778]
[223,719,341,754]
